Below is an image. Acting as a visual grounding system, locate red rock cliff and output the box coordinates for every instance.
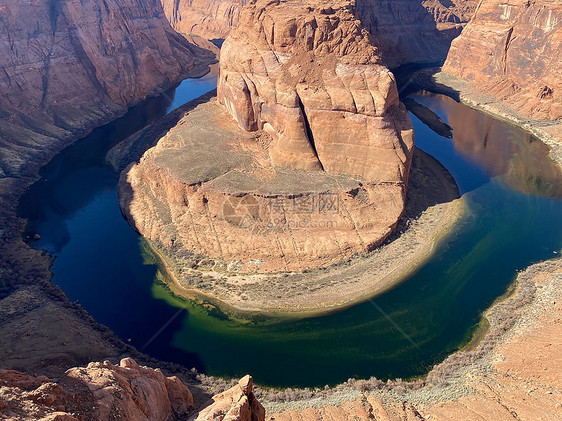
[0,0,206,178]
[443,0,562,121]
[218,0,414,180]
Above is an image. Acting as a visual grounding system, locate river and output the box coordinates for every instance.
[18,74,562,387]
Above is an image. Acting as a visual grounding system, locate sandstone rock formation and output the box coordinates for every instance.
[0,358,194,420]
[0,357,264,421]
[443,0,562,121]
[121,0,415,274]
[218,0,414,178]
[189,375,265,421]
[160,0,477,67]
[0,0,210,179]
[161,0,247,39]
[357,0,478,67]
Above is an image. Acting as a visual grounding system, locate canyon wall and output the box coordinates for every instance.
[218,0,414,180]
[0,0,208,179]
[0,0,213,384]
[357,0,478,67]
[443,0,562,121]
[161,0,247,39]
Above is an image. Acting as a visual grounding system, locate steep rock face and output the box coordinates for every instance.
[161,0,247,39]
[356,0,478,67]
[218,0,414,180]
[443,0,562,121]
[0,0,204,178]
[120,99,411,274]
[159,0,477,67]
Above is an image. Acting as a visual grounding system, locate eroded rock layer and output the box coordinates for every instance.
[120,99,410,274]
[161,0,247,39]
[121,0,414,274]
[218,0,414,180]
[443,0,562,121]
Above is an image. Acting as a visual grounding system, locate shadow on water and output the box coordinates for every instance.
[17,72,218,372]
[17,75,562,387]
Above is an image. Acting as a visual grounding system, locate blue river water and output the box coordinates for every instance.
[18,76,562,387]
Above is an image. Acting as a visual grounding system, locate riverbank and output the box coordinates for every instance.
[261,257,562,419]
[0,60,216,379]
[132,147,463,316]
[413,69,562,170]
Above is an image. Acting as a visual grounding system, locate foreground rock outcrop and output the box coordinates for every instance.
[121,0,415,274]
[190,375,265,421]
[443,0,562,121]
[0,358,264,421]
[0,358,194,420]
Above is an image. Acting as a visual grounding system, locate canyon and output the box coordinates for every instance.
[0,0,214,411]
[0,0,215,180]
[0,0,561,420]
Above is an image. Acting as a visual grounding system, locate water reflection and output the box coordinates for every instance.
[409,91,562,198]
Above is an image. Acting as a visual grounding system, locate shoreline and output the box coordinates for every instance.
[414,69,562,170]
[140,148,464,317]
[261,257,562,417]
[0,59,218,379]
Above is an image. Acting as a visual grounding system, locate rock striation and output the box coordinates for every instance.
[0,357,264,421]
[217,0,414,179]
[0,0,210,179]
[443,0,562,121]
[159,0,477,67]
[161,0,247,39]
[121,0,415,274]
